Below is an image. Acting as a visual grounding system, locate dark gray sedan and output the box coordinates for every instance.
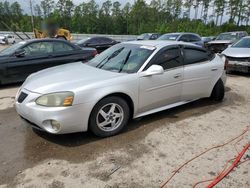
[0,39,97,85]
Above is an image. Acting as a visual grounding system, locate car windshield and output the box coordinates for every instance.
[232,38,250,48]
[216,33,238,40]
[137,34,150,40]
[87,43,155,73]
[0,41,25,56]
[157,34,179,41]
[76,38,90,44]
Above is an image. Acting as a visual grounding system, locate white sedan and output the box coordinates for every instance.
[15,41,227,137]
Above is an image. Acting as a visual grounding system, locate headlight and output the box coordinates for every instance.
[36,92,74,107]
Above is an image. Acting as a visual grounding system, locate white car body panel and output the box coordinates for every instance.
[15,41,226,134]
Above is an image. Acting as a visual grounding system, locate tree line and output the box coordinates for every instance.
[0,0,250,36]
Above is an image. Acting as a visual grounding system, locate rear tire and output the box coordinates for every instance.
[89,96,130,137]
[210,79,225,101]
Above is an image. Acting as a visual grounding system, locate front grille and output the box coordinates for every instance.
[17,92,28,103]
[226,56,250,62]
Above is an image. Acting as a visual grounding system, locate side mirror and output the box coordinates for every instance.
[142,65,164,77]
[14,49,26,57]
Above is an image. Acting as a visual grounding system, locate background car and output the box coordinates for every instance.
[0,34,15,45]
[76,36,119,53]
[137,33,161,40]
[202,36,216,44]
[16,41,226,137]
[157,32,204,47]
[222,36,250,73]
[0,39,97,84]
[207,31,248,53]
[5,34,15,44]
[0,35,7,44]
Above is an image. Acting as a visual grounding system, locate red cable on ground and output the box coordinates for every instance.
[160,125,249,188]
[206,142,250,188]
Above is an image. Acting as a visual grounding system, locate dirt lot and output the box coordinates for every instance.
[0,44,249,187]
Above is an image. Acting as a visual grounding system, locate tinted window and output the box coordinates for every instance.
[23,42,53,55]
[76,38,90,45]
[183,47,212,65]
[0,41,25,56]
[53,42,74,52]
[189,35,201,42]
[100,37,113,43]
[89,38,100,44]
[150,47,182,70]
[179,35,189,42]
[151,34,160,40]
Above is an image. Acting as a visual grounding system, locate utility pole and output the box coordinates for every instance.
[30,0,35,31]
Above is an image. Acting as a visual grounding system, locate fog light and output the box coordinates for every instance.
[51,120,61,131]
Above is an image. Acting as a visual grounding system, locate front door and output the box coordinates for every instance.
[6,41,54,82]
[138,46,184,113]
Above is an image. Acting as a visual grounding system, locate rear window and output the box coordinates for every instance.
[183,47,215,65]
[157,34,180,41]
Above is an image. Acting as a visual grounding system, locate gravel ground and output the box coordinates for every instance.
[0,43,249,187]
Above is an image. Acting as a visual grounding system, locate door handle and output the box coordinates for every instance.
[211,68,218,71]
[174,74,181,78]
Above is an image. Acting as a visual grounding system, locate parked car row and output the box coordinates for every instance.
[0,29,247,139]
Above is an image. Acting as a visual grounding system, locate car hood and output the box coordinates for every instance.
[23,62,124,94]
[222,47,250,58]
[208,40,233,45]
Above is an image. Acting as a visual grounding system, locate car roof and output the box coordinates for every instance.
[162,32,200,36]
[22,38,71,43]
[220,31,247,34]
[124,40,197,48]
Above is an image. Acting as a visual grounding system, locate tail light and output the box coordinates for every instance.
[224,58,229,70]
[92,50,98,57]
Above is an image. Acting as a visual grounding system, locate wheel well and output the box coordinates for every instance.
[103,93,134,118]
[89,93,134,122]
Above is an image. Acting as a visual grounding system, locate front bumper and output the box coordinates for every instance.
[15,88,93,134]
[228,61,250,73]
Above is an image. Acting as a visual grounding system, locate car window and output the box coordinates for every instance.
[87,44,155,73]
[23,42,53,56]
[89,38,100,44]
[179,35,189,42]
[53,41,74,52]
[100,37,113,43]
[189,35,201,42]
[232,38,250,48]
[157,34,180,41]
[183,47,212,65]
[150,34,159,40]
[150,47,182,70]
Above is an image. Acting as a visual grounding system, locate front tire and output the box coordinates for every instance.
[89,96,130,137]
[210,79,225,101]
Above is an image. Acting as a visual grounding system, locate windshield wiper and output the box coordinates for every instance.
[119,50,132,73]
[97,48,124,69]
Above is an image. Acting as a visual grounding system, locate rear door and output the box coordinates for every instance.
[181,46,215,101]
[6,41,54,82]
[139,46,184,113]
